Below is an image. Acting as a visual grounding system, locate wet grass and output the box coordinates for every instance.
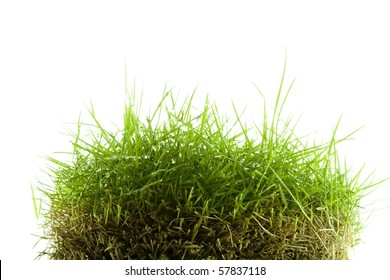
[33,65,382,259]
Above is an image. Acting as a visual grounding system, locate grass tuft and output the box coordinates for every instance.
[33,69,383,260]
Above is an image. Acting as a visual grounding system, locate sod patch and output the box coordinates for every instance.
[33,67,381,260]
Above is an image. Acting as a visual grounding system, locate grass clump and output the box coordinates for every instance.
[34,68,381,260]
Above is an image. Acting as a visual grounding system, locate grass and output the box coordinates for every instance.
[33,64,382,260]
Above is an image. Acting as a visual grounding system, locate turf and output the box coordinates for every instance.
[33,65,381,260]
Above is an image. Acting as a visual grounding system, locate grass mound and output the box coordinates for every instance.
[34,69,380,260]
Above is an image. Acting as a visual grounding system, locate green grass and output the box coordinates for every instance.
[33,65,382,260]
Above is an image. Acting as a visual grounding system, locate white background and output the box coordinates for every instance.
[1,0,389,279]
